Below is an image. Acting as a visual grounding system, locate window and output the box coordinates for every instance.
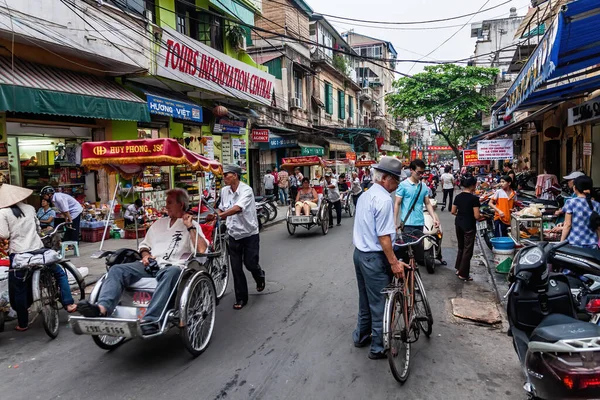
[348,95,354,120]
[325,83,333,115]
[145,0,156,23]
[176,1,188,35]
[358,45,383,59]
[293,70,303,108]
[190,10,224,52]
[338,90,345,120]
[320,27,333,59]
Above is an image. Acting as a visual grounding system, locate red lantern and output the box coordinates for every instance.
[213,105,228,117]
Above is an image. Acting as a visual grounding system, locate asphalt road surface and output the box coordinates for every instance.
[0,197,523,400]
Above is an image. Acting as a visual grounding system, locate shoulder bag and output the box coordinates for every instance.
[398,182,423,231]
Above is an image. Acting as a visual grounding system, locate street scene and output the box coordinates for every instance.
[1,0,600,399]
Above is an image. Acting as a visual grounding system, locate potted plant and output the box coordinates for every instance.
[227,25,247,52]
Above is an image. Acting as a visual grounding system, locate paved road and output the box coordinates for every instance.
[0,197,523,400]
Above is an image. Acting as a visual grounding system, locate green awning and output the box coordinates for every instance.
[0,56,150,122]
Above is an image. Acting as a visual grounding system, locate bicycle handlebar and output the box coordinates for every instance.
[46,221,73,237]
[393,234,437,248]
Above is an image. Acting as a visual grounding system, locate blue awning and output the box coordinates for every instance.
[496,0,600,114]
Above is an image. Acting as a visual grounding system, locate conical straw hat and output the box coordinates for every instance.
[0,183,33,208]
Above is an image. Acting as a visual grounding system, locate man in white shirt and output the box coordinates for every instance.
[124,199,145,226]
[263,170,275,196]
[324,172,342,227]
[41,186,83,242]
[440,166,455,212]
[213,164,265,310]
[77,188,208,335]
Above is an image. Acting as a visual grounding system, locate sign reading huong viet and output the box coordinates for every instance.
[158,27,275,106]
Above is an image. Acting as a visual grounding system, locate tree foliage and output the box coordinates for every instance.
[386,64,498,165]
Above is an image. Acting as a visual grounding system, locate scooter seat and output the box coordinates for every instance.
[127,277,157,291]
[555,245,600,265]
[529,314,600,343]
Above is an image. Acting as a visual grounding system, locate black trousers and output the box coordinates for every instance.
[455,226,476,278]
[265,189,274,196]
[63,214,81,242]
[352,193,361,207]
[329,200,342,225]
[442,189,454,209]
[228,234,265,303]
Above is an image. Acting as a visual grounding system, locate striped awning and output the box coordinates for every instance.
[0,56,149,121]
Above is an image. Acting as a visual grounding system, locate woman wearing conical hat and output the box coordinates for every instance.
[0,182,76,331]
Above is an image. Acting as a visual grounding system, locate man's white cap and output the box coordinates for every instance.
[563,171,585,180]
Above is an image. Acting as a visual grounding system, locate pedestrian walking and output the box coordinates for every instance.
[277,168,289,205]
[324,172,342,227]
[361,167,372,190]
[263,170,275,196]
[560,176,600,249]
[350,171,362,206]
[490,176,515,237]
[289,172,299,207]
[451,177,481,281]
[216,165,265,309]
[272,167,279,187]
[440,166,455,212]
[352,157,408,359]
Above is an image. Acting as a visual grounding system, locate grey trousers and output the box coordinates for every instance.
[97,261,181,322]
[353,249,391,353]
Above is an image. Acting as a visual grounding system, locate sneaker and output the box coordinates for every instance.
[329,224,334,228]
[336,223,341,226]
[368,351,387,360]
[354,336,372,348]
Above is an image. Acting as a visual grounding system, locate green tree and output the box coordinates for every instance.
[386,64,498,166]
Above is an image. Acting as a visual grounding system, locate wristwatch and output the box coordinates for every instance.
[187,226,197,232]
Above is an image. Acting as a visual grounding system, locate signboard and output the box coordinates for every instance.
[504,14,563,115]
[204,136,214,160]
[463,150,490,166]
[427,146,457,151]
[157,27,275,106]
[213,117,247,135]
[476,139,514,160]
[584,142,592,156]
[355,160,376,167]
[221,134,231,164]
[301,146,324,156]
[270,136,298,149]
[568,97,600,126]
[146,94,202,123]
[346,152,356,161]
[251,129,269,142]
[281,156,324,166]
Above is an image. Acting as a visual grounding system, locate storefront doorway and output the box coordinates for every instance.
[592,125,600,185]
[544,140,561,177]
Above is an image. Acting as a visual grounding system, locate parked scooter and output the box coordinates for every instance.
[422,199,446,274]
[507,240,600,400]
[255,195,278,222]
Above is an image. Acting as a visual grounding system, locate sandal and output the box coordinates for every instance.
[256,276,266,293]
[77,300,104,317]
[457,275,473,281]
[65,304,77,313]
[233,301,247,310]
[440,260,448,266]
[15,325,28,332]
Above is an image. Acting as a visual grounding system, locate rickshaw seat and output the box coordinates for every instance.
[128,277,157,291]
[310,194,324,215]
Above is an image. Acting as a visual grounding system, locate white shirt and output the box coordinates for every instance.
[52,192,83,219]
[219,181,259,240]
[353,183,396,252]
[124,204,144,221]
[325,178,341,202]
[0,202,44,254]
[441,173,455,190]
[139,217,208,267]
[263,174,275,190]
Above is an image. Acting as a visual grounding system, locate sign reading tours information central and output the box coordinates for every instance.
[157,27,275,106]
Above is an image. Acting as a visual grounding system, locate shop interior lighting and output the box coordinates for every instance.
[20,140,56,147]
[19,124,71,130]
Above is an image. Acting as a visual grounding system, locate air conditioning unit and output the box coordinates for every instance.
[291,97,302,108]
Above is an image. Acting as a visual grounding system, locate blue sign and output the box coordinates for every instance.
[147,95,203,123]
[213,117,247,135]
[270,136,298,149]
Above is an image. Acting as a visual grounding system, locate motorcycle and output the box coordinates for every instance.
[507,240,600,400]
[422,199,445,274]
[476,202,495,250]
[255,195,278,222]
[256,201,269,230]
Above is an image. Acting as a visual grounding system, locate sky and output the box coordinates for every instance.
[303,0,533,76]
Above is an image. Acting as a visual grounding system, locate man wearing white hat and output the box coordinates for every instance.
[0,183,76,331]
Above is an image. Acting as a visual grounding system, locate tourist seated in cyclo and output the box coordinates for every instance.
[77,188,208,335]
[294,177,319,216]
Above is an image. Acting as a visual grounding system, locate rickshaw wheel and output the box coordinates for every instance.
[320,203,329,235]
[39,269,60,339]
[92,335,126,350]
[211,238,230,300]
[180,272,217,357]
[287,220,296,235]
[347,197,355,217]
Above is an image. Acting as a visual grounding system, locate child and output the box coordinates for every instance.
[490,176,515,237]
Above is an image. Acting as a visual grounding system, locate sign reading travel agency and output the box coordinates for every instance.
[147,94,202,123]
[251,129,269,142]
[476,139,514,160]
[157,27,275,106]
[568,96,600,126]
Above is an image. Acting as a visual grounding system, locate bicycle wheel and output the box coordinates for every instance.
[180,272,217,357]
[92,334,126,350]
[347,196,355,217]
[414,272,433,337]
[211,236,230,300]
[386,291,411,384]
[39,269,60,339]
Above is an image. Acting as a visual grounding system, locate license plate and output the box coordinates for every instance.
[291,216,311,223]
[78,320,133,337]
[477,221,488,231]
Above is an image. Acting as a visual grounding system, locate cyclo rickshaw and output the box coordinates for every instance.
[324,158,355,217]
[282,156,331,236]
[69,138,227,357]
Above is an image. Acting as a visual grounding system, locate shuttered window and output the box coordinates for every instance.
[348,95,354,120]
[338,90,345,120]
[325,83,333,115]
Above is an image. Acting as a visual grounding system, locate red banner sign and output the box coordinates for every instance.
[462,150,491,167]
[346,152,356,161]
[251,129,269,142]
[355,160,376,167]
[428,146,454,151]
[281,156,324,167]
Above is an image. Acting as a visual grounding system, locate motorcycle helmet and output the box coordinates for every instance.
[40,186,55,197]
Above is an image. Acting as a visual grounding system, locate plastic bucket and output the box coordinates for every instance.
[493,248,514,274]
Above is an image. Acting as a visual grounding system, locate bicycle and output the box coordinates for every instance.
[383,230,434,384]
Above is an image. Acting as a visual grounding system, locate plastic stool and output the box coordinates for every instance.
[61,241,80,258]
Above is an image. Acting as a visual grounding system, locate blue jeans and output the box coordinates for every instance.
[279,187,289,205]
[353,249,391,354]
[9,262,74,328]
[97,261,181,322]
[494,220,509,237]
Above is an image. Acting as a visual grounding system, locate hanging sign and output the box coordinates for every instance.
[346,152,356,161]
[213,117,247,135]
[221,135,231,164]
[427,146,457,151]
[270,136,298,149]
[251,129,269,142]
[204,136,214,160]
[504,14,563,115]
[568,97,600,126]
[463,150,491,166]
[158,27,275,106]
[584,142,592,156]
[146,94,203,123]
[476,139,514,160]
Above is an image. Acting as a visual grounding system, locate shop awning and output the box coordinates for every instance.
[497,0,600,114]
[469,103,561,146]
[0,56,149,122]
[324,137,353,152]
[298,142,325,156]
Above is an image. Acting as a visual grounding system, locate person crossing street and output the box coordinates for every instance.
[324,172,342,227]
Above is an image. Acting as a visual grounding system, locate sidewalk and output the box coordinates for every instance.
[476,236,512,307]
[75,206,289,287]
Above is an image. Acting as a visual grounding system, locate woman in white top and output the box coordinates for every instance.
[0,183,76,331]
[440,166,455,212]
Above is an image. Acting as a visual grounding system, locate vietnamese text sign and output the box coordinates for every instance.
[158,27,275,106]
[146,95,202,123]
[476,139,514,160]
[213,117,247,135]
[301,146,324,156]
[204,136,214,160]
[584,142,592,156]
[270,136,298,149]
[251,129,269,142]
[568,97,600,126]
[222,135,231,164]
[463,150,491,166]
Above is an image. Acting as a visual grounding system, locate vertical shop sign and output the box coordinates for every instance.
[583,142,592,156]
[232,137,241,166]
[204,136,214,160]
[0,113,8,183]
[222,134,232,164]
